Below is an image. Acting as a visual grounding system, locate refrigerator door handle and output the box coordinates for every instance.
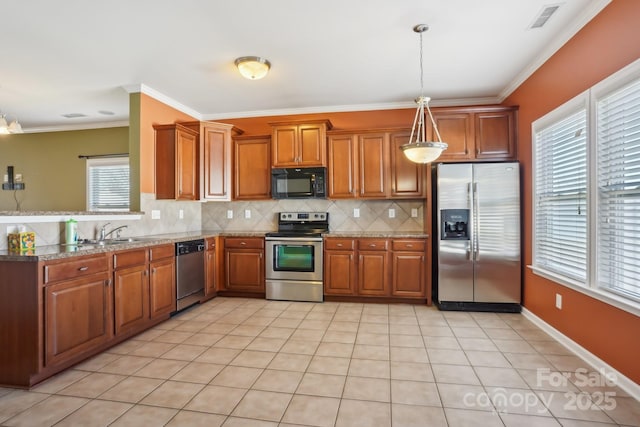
[466,241,473,260]
[473,182,479,261]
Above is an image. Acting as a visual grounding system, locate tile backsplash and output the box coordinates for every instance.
[1,195,425,250]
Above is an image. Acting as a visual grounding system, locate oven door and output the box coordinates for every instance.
[265,237,323,282]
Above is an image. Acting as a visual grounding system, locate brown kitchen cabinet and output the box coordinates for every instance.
[323,237,428,301]
[323,238,357,295]
[200,121,243,201]
[391,239,426,298]
[205,237,217,298]
[154,123,200,200]
[223,237,265,294]
[428,106,517,162]
[357,239,389,296]
[149,244,176,319]
[233,135,271,200]
[43,254,112,368]
[270,120,332,167]
[327,129,425,199]
[113,248,149,336]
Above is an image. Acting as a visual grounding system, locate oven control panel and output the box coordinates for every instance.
[279,212,327,222]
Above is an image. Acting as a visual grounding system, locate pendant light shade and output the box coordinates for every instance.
[235,56,271,80]
[401,24,447,163]
[0,114,24,134]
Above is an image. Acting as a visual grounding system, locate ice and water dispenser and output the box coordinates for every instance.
[440,209,469,240]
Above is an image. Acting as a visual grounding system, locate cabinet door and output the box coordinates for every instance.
[45,274,111,366]
[175,126,199,200]
[389,131,425,198]
[272,125,298,167]
[475,110,516,160]
[154,125,176,200]
[202,123,231,200]
[323,250,357,295]
[327,134,357,198]
[357,251,389,296]
[149,258,175,319]
[358,133,389,198]
[430,112,474,161]
[225,249,265,292]
[206,249,217,296]
[298,124,326,166]
[391,252,425,298]
[234,136,271,200]
[114,265,149,335]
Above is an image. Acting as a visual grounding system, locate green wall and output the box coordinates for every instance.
[0,127,129,211]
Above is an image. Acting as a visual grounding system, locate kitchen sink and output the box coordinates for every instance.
[77,238,143,246]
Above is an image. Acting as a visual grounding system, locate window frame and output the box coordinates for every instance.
[531,58,640,317]
[86,156,130,212]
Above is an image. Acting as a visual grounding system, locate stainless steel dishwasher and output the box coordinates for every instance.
[175,239,205,311]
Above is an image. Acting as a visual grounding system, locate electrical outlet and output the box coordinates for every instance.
[411,208,419,218]
[245,209,251,219]
[227,210,233,219]
[14,174,22,182]
[2,174,7,183]
[555,293,562,309]
[179,209,184,219]
[388,208,395,218]
[151,210,161,219]
[353,208,360,218]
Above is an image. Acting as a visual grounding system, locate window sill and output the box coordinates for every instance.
[528,265,640,318]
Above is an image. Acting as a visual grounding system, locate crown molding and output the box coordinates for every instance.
[22,120,130,134]
[123,84,202,120]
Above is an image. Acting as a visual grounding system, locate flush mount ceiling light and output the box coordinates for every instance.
[0,114,23,134]
[235,56,271,80]
[401,24,448,164]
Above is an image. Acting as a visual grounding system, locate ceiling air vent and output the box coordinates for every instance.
[62,113,87,118]
[530,4,560,29]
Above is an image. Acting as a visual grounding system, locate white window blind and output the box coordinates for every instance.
[597,78,640,301]
[534,109,588,282]
[87,157,130,211]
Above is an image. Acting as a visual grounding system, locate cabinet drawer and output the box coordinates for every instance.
[150,244,174,261]
[206,237,216,251]
[358,239,388,251]
[392,240,426,251]
[44,255,109,284]
[324,239,355,250]
[225,237,264,249]
[113,249,148,270]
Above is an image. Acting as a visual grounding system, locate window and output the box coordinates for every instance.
[532,58,640,312]
[86,157,130,211]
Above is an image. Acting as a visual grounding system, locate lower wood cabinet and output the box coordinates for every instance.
[223,237,265,293]
[324,237,427,300]
[205,237,218,298]
[149,245,176,319]
[44,255,112,367]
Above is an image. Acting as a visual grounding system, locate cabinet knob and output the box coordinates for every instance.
[337,243,343,247]
[152,268,156,274]
[407,244,414,248]
[240,241,246,245]
[78,266,89,271]
[369,244,376,248]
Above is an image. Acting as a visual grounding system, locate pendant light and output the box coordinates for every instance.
[401,24,447,163]
[0,114,23,134]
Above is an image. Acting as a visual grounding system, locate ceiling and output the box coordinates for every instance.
[1,0,610,133]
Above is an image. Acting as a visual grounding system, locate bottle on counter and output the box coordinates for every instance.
[65,218,78,245]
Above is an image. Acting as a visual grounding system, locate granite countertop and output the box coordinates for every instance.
[0,230,428,261]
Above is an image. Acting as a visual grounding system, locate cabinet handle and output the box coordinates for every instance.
[240,241,246,245]
[152,268,156,274]
[78,266,89,271]
[337,243,343,247]
[144,270,148,276]
[406,244,414,248]
[368,244,376,248]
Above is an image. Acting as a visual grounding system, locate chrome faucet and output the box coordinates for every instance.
[99,223,128,241]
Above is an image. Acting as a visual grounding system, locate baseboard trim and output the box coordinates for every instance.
[521,307,640,401]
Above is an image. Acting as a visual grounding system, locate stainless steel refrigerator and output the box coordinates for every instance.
[435,162,521,312]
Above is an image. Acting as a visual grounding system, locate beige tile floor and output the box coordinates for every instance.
[1,297,638,427]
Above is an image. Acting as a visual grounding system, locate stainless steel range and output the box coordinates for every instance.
[265,212,329,303]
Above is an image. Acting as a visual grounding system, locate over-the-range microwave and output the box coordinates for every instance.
[271,167,326,199]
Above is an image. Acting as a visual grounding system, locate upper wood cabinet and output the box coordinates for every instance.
[270,120,332,167]
[200,121,243,201]
[233,135,271,200]
[428,106,517,162]
[154,123,200,200]
[327,129,426,199]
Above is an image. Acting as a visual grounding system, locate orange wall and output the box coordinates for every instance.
[139,94,197,193]
[504,0,640,384]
